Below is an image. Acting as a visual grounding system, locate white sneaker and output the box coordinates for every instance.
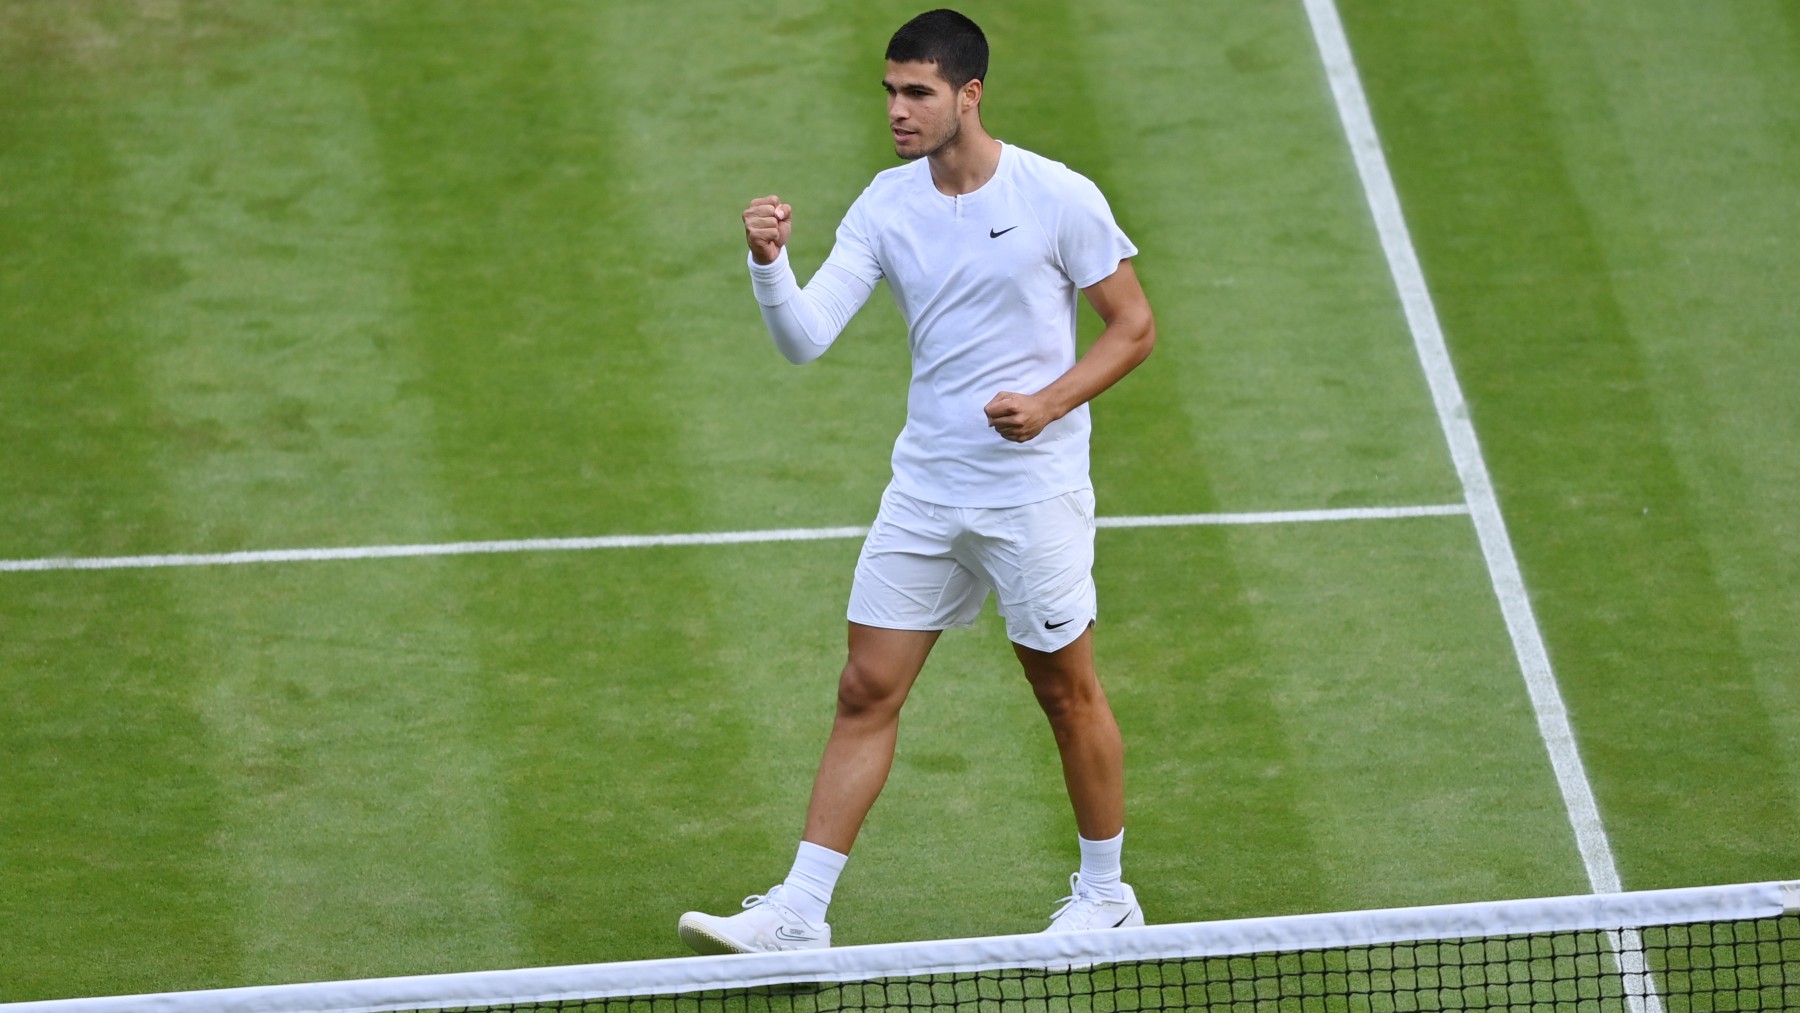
[678,886,832,955]
[1044,872,1145,932]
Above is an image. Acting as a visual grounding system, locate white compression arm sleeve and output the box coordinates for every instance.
[748,249,876,365]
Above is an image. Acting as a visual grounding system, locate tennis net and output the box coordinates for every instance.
[6,880,1795,1013]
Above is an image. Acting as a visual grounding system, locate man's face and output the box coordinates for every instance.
[884,59,967,160]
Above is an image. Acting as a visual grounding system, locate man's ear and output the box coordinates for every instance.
[962,77,984,113]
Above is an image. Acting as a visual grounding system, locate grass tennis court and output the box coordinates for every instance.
[2,0,1796,1004]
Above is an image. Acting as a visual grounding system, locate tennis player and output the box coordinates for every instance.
[679,8,1156,954]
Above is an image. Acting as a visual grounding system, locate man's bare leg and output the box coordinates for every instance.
[1014,626,1140,928]
[677,622,938,953]
[1014,626,1124,839]
[802,622,941,854]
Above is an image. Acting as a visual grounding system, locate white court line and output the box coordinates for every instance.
[1302,0,1625,899]
[0,504,1468,573]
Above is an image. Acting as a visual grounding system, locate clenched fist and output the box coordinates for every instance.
[743,195,792,265]
[984,390,1059,443]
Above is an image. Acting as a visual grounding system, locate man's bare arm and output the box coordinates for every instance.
[984,260,1156,442]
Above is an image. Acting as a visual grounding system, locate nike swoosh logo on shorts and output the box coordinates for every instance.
[1044,617,1076,630]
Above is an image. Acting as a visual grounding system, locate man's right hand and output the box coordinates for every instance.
[743,195,792,265]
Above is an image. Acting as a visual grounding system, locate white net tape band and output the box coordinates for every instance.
[5,879,1792,1013]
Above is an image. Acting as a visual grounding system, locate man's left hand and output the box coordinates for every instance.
[983,391,1058,443]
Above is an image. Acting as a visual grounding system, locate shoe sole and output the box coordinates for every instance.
[678,915,750,956]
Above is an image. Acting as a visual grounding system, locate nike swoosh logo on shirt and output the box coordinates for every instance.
[989,226,1019,238]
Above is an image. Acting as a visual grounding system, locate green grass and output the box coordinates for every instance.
[1,0,1796,1003]
[1338,0,1800,889]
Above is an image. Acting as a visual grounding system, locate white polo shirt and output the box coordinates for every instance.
[749,141,1137,508]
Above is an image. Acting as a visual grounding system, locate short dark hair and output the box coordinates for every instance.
[886,9,988,90]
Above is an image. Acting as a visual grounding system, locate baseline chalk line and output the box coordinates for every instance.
[1,504,1469,573]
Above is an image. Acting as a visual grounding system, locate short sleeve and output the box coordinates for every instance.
[1055,173,1138,290]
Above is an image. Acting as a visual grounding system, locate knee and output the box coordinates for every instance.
[836,657,906,719]
[1030,674,1096,724]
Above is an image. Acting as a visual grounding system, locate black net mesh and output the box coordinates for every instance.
[399,915,1799,1013]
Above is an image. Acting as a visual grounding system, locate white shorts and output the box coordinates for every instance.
[847,484,1098,653]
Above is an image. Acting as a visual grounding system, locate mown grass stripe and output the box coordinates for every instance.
[1303,0,1622,896]
[0,506,1470,573]
[96,5,530,983]
[0,16,249,995]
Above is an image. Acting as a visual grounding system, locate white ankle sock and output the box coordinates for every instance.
[1078,829,1126,902]
[781,841,847,924]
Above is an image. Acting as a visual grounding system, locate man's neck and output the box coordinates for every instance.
[928,129,1002,196]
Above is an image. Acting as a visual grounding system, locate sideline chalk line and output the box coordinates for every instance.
[1302,0,1626,901]
[0,504,1468,573]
